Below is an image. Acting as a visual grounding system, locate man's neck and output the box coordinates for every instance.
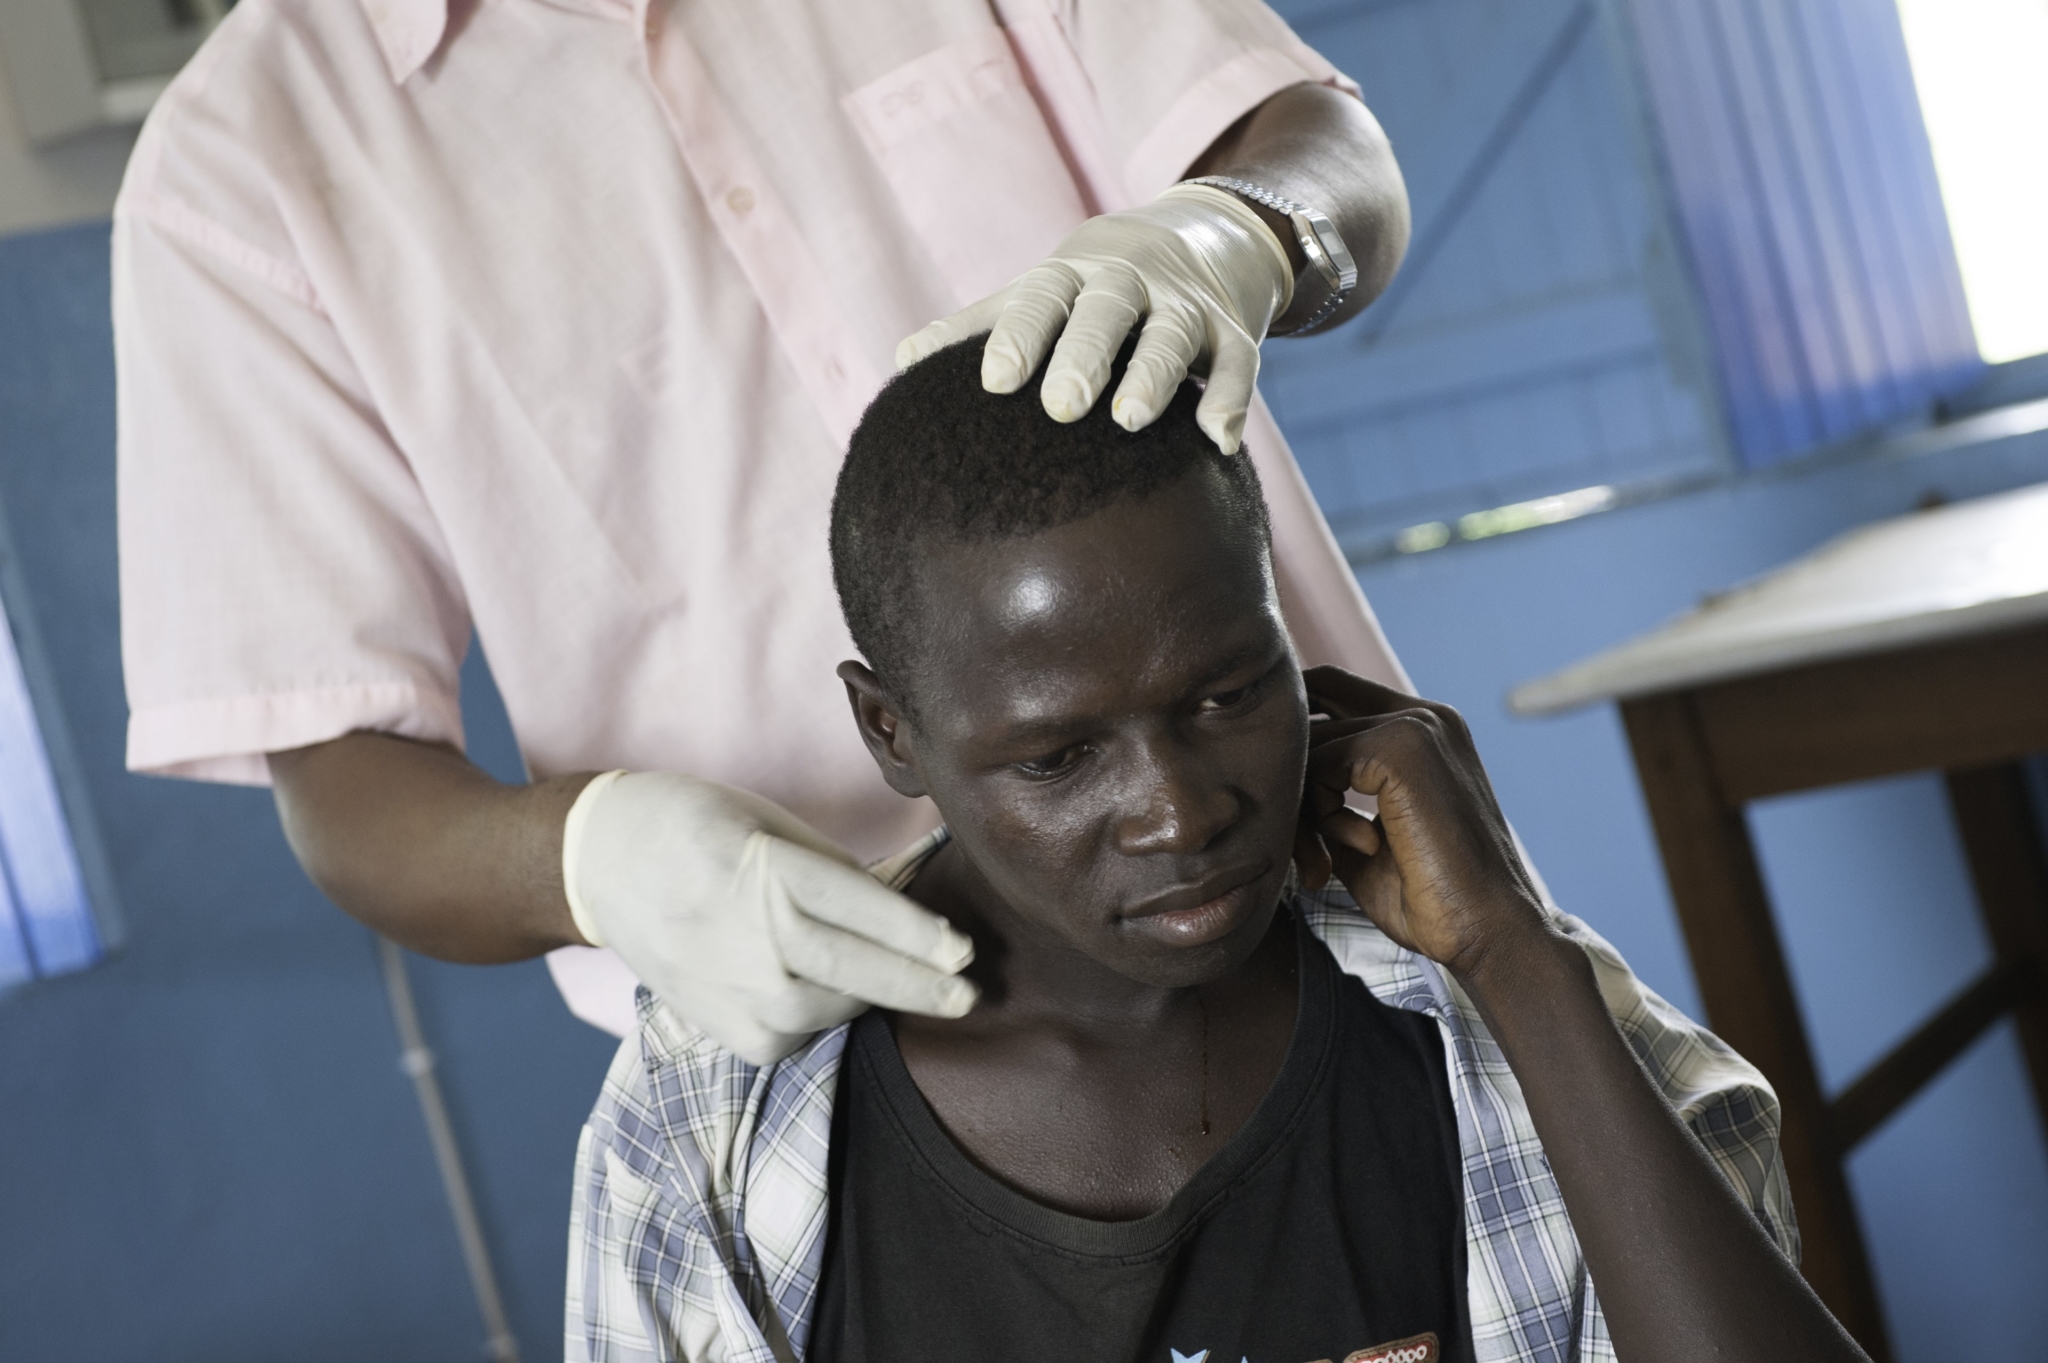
[886,838,1300,1219]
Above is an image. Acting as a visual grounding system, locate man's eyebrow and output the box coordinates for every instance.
[1187,638,1289,691]
[983,715,1091,748]
[982,638,1286,746]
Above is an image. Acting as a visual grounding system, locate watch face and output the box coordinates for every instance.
[1303,211,1359,290]
[1289,212,1352,299]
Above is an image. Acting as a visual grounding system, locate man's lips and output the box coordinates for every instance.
[1120,861,1272,946]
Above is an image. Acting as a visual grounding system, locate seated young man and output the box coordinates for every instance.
[567,341,1870,1363]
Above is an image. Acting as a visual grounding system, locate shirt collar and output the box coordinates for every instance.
[357,0,451,84]
[359,0,645,83]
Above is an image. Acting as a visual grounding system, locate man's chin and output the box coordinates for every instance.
[1106,878,1288,989]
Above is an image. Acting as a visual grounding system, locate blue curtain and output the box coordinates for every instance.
[1623,0,1983,467]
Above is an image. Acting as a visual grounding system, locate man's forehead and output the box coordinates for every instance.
[988,563,1062,627]
[907,509,1282,734]
[918,615,1288,749]
[922,492,1269,629]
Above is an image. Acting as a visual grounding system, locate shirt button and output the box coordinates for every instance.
[726,186,756,215]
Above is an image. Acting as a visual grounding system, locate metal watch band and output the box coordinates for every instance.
[1183,174,1360,335]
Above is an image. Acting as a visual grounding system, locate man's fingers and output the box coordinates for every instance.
[1301,742,1361,815]
[1292,823,1333,891]
[1304,711,1419,790]
[766,838,975,971]
[1321,808,1400,911]
[1319,805,1382,858]
[1111,304,1203,433]
[1040,266,1146,422]
[1324,834,1380,909]
[1308,712,1407,746]
[1194,327,1260,454]
[896,290,1011,372]
[1303,712,1439,824]
[770,891,979,1018]
[1303,664,1426,722]
[983,261,1086,394]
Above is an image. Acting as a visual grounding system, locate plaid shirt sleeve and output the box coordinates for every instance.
[1299,887,1797,1363]
[1559,910,1800,1359]
[566,992,846,1363]
[567,833,939,1363]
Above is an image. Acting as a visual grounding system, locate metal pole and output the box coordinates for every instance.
[377,935,521,1362]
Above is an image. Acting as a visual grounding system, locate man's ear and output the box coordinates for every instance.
[837,660,928,798]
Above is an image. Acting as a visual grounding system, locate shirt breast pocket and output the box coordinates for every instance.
[843,26,1090,308]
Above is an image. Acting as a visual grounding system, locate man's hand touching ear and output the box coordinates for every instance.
[1291,666,1552,983]
[1291,668,1875,1363]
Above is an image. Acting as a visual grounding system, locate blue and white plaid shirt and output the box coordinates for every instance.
[568,834,1797,1363]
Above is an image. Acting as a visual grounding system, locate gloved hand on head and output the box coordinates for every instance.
[561,771,977,1065]
[897,183,1294,456]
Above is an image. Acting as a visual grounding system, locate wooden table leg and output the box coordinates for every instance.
[1622,694,1892,1360]
[1945,762,2048,1135]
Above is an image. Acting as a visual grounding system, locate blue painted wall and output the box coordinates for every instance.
[1330,419,2048,1361]
[0,222,617,1361]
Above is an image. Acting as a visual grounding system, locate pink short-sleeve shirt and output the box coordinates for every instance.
[115,0,1410,1030]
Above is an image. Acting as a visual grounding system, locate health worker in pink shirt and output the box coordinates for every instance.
[115,0,1414,1060]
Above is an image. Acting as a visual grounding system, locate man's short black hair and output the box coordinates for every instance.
[830,336,1272,705]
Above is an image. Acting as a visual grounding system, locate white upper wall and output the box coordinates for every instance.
[0,51,134,239]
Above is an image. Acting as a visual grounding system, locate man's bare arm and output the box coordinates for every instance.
[1299,667,1869,1363]
[269,733,593,962]
[1188,81,1412,332]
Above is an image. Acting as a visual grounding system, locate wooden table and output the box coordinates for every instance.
[1511,482,2048,1360]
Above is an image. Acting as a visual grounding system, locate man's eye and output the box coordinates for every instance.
[1199,682,1259,713]
[1016,745,1086,778]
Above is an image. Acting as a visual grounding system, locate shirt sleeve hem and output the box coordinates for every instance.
[1123,46,1363,203]
[126,679,466,786]
[117,189,325,316]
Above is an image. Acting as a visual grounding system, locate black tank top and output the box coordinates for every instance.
[810,923,1473,1363]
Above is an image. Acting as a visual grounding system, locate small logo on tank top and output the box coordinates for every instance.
[1340,1333,1440,1363]
[1169,1332,1438,1363]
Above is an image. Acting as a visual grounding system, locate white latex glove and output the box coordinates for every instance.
[897,183,1294,454]
[562,771,977,1064]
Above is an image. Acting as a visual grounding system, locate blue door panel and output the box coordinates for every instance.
[1297,0,1589,244]
[1264,0,1724,549]
[1265,0,1980,534]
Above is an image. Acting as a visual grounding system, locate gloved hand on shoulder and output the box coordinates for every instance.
[561,771,977,1064]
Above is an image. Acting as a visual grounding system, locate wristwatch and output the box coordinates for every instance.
[1184,174,1359,335]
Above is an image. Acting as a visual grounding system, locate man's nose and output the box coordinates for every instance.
[1111,738,1240,856]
